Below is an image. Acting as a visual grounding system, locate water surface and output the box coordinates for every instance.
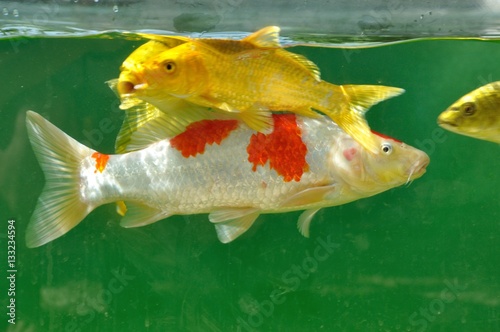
[0,34,499,331]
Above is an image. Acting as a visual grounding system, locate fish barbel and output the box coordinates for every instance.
[438,81,500,143]
[115,26,405,154]
[25,111,428,248]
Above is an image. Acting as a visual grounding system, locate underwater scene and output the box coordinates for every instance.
[1,2,500,332]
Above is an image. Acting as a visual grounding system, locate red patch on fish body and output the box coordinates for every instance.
[92,152,109,173]
[370,130,402,143]
[247,114,308,182]
[170,119,239,158]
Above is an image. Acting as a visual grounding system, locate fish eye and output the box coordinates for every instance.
[381,142,393,155]
[164,61,176,73]
[461,102,476,116]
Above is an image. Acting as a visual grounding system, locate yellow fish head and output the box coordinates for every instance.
[438,82,500,139]
[332,132,429,194]
[437,99,476,135]
[118,43,208,103]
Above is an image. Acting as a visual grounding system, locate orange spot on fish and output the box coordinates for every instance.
[91,152,109,173]
[171,119,239,158]
[247,114,308,182]
[371,130,402,143]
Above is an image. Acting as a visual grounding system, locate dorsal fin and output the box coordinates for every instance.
[284,51,321,81]
[137,33,190,48]
[242,26,281,48]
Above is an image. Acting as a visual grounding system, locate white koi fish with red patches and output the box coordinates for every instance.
[25,111,429,248]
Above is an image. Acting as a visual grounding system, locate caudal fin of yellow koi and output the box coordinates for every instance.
[25,111,95,248]
[331,85,405,154]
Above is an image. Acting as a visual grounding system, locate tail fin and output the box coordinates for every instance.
[25,111,95,248]
[335,85,404,154]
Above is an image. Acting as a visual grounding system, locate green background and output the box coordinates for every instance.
[0,36,499,331]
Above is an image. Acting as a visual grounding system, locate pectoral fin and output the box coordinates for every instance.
[119,97,145,110]
[114,101,162,153]
[114,97,219,153]
[209,208,260,243]
[120,202,171,228]
[280,184,338,208]
[297,208,321,238]
[238,108,273,132]
[211,101,273,132]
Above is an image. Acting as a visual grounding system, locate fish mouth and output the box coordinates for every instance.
[437,118,457,128]
[406,155,430,184]
[118,80,135,95]
[437,111,458,128]
[117,80,148,95]
[117,70,148,96]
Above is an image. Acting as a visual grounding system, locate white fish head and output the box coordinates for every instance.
[330,132,429,195]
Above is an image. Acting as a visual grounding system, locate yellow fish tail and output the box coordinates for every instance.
[328,85,405,154]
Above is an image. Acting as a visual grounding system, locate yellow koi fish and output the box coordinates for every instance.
[438,81,500,143]
[115,26,404,154]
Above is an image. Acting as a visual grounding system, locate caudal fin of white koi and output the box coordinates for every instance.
[25,111,95,248]
[331,85,405,154]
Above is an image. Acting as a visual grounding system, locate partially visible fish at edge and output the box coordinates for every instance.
[438,81,500,143]
[113,26,405,154]
[25,111,428,248]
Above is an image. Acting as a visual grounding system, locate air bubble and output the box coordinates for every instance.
[113,5,119,12]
